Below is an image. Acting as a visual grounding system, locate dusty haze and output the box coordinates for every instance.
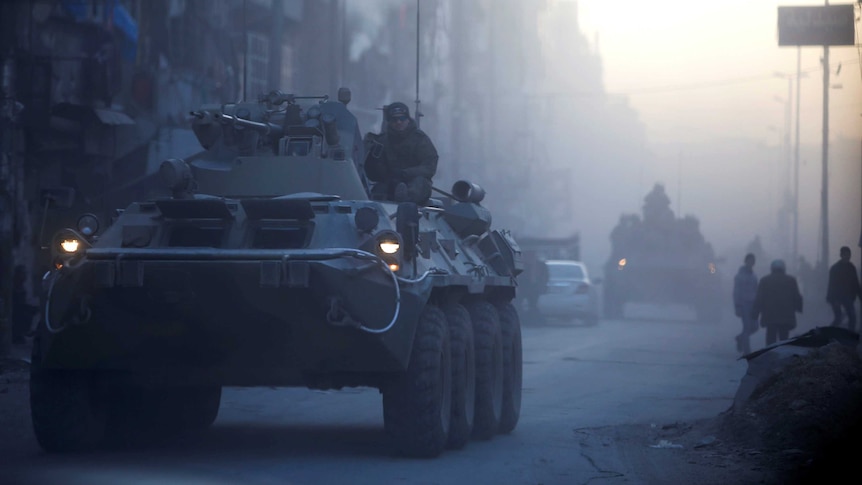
[576,0,861,273]
[349,0,860,279]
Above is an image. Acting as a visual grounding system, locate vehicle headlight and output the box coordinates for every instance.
[360,230,403,271]
[59,238,81,254]
[379,240,400,254]
[76,213,100,237]
[617,258,627,270]
[51,228,91,268]
[374,230,402,256]
[364,230,403,272]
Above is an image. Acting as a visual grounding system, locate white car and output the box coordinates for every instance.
[536,260,601,325]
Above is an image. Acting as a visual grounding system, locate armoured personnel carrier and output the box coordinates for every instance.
[603,184,722,322]
[30,88,523,457]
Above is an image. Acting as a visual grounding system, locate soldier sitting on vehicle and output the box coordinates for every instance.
[364,102,438,204]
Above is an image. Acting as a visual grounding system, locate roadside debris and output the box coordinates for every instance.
[718,326,862,482]
[649,439,684,449]
[693,435,717,448]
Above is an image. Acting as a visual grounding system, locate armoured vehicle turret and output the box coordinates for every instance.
[603,184,722,322]
[30,88,524,458]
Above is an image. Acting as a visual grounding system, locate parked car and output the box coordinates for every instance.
[537,260,601,325]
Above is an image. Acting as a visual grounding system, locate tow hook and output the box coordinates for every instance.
[72,295,92,325]
[326,297,362,329]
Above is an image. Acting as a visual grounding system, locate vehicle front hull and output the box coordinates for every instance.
[36,252,430,388]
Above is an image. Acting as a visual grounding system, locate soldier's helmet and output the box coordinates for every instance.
[386,102,410,121]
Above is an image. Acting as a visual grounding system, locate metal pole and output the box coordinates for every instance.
[784,75,792,259]
[793,47,801,269]
[341,0,346,86]
[242,0,247,101]
[269,0,283,92]
[414,0,421,128]
[677,151,682,216]
[819,42,829,269]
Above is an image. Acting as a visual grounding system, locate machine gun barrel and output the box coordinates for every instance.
[214,112,281,135]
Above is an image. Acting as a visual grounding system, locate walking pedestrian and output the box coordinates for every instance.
[732,253,758,354]
[826,246,862,332]
[752,259,803,346]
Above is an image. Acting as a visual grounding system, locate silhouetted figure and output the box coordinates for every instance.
[752,259,803,346]
[827,246,862,332]
[733,253,758,354]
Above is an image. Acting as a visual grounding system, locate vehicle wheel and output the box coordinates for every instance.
[30,365,107,452]
[155,385,222,431]
[465,300,503,440]
[444,303,475,449]
[383,304,451,457]
[181,385,222,430]
[494,301,522,434]
[108,383,221,446]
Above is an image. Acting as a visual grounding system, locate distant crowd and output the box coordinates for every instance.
[732,246,861,354]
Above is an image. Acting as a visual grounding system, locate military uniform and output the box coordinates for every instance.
[365,102,438,204]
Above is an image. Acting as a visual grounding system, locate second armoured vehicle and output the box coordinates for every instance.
[30,88,523,458]
[603,184,722,322]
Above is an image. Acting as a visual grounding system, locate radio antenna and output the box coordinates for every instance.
[414,0,421,128]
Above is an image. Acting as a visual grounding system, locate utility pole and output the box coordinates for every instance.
[242,0,247,101]
[775,70,795,263]
[269,0,284,91]
[819,4,830,270]
[793,46,801,270]
[414,0,421,129]
[781,75,793,261]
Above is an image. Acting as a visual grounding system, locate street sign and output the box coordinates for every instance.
[777,5,856,46]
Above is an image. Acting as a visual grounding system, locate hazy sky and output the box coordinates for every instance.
[575,0,861,147]
[562,0,861,269]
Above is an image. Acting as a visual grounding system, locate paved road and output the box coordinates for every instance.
[1,304,749,485]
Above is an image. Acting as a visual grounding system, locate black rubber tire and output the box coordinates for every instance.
[444,303,475,449]
[150,385,222,431]
[466,300,503,441]
[108,383,222,446]
[30,366,107,452]
[177,385,222,430]
[383,304,452,457]
[495,301,523,434]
